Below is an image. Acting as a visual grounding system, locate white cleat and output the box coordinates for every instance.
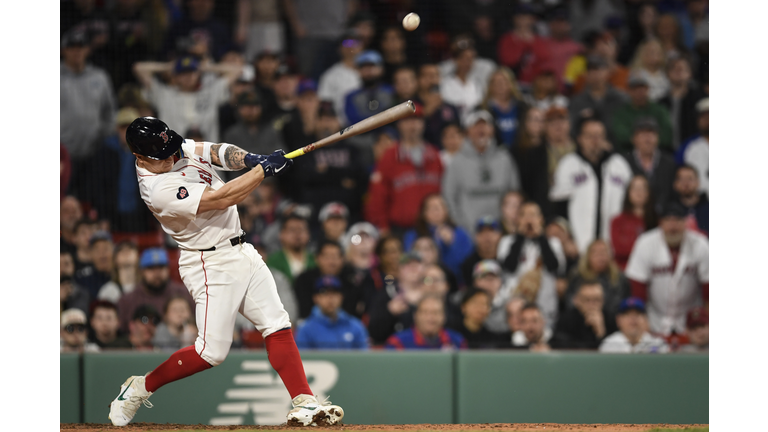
[286,394,345,426]
[108,375,154,426]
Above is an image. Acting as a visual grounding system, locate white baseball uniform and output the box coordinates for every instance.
[137,139,291,366]
[549,152,633,253]
[624,228,709,336]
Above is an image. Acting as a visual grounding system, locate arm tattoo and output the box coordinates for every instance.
[210,144,248,170]
[210,144,223,167]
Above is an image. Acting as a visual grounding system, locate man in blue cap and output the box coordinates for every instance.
[461,216,503,287]
[598,297,669,354]
[294,275,369,349]
[116,248,194,334]
[343,50,396,126]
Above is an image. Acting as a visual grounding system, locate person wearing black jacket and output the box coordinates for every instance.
[449,288,510,349]
[551,281,617,350]
[461,216,503,290]
[623,117,677,213]
[512,107,552,219]
[658,56,706,152]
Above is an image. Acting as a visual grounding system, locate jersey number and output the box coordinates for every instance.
[198,169,212,186]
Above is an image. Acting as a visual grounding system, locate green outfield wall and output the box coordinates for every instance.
[60,351,708,425]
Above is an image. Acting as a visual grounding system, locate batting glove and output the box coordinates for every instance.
[245,150,293,177]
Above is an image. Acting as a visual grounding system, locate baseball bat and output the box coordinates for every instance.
[284,100,416,159]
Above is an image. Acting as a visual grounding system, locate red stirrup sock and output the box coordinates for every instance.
[265,328,313,399]
[144,346,212,393]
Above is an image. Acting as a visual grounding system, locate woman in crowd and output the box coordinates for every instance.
[97,241,140,304]
[565,239,630,316]
[511,107,551,218]
[631,38,670,101]
[152,295,197,351]
[482,67,525,151]
[411,235,460,294]
[610,174,659,270]
[499,190,524,236]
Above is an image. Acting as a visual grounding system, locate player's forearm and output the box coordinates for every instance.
[210,143,250,171]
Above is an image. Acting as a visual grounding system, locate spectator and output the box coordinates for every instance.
[153,295,197,351]
[676,0,709,77]
[98,240,140,304]
[344,50,396,126]
[482,67,524,151]
[236,0,284,62]
[392,66,419,105]
[103,0,152,90]
[549,118,633,254]
[439,36,488,119]
[609,74,674,153]
[61,275,91,316]
[678,307,708,353]
[625,202,709,336]
[380,27,409,85]
[281,78,321,154]
[655,14,690,62]
[543,107,576,188]
[673,165,709,236]
[545,217,581,276]
[365,235,403,313]
[618,2,659,66]
[511,303,552,352]
[348,10,376,50]
[133,54,243,142]
[497,201,564,330]
[317,30,363,126]
[266,213,316,284]
[61,249,77,279]
[117,248,193,333]
[128,304,161,351]
[599,298,669,354]
[282,0,355,80]
[60,29,117,198]
[72,219,98,273]
[623,118,677,211]
[496,4,543,85]
[163,0,232,62]
[568,56,628,136]
[568,0,624,45]
[568,31,630,95]
[410,236,460,296]
[402,194,473,284]
[450,288,509,349]
[261,60,302,123]
[512,107,551,218]
[658,56,706,151]
[629,38,670,102]
[610,175,659,270]
[564,239,630,317]
[681,98,709,196]
[499,190,524,236]
[365,107,443,238]
[538,7,584,88]
[415,63,462,149]
[505,296,527,337]
[88,300,131,349]
[461,216,503,290]
[222,90,285,180]
[316,202,350,245]
[471,260,513,334]
[368,252,425,345]
[385,294,467,350]
[551,281,617,350]
[60,196,84,256]
[293,240,362,320]
[295,275,369,349]
[438,123,465,170]
[75,231,115,300]
[442,110,522,234]
[252,50,280,116]
[522,66,569,112]
[289,102,369,217]
[61,308,99,353]
[342,222,379,274]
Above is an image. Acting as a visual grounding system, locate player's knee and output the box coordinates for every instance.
[197,340,231,367]
[261,311,292,338]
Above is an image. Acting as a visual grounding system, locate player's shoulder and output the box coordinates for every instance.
[685,230,709,248]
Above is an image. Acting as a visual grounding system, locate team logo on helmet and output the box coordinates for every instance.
[177,186,189,200]
[160,131,169,143]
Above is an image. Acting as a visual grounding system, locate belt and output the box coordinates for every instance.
[199,232,246,252]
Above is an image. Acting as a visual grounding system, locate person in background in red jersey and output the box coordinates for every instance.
[610,174,658,270]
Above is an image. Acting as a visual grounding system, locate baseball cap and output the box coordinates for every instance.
[355,50,383,67]
[61,29,89,48]
[255,49,280,61]
[473,259,502,279]
[61,308,87,328]
[341,28,363,47]
[315,275,343,293]
[317,100,337,118]
[400,251,422,264]
[116,107,141,127]
[462,109,494,129]
[140,248,169,268]
[174,56,200,73]
[633,117,659,134]
[696,98,709,113]
[319,202,349,222]
[132,304,161,326]
[686,307,709,328]
[545,106,569,121]
[237,90,261,106]
[475,216,501,232]
[628,74,649,88]
[618,297,646,314]
[345,222,380,243]
[659,201,688,219]
[298,78,318,95]
[89,230,113,246]
[274,61,299,79]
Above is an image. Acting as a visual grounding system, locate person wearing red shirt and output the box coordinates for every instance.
[364,104,443,238]
[537,8,584,91]
[610,174,658,270]
[496,4,542,85]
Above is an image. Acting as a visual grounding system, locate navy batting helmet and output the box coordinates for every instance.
[126,117,184,160]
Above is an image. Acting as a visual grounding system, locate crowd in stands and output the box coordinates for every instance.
[60,0,709,355]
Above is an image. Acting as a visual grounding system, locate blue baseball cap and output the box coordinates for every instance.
[174,56,200,73]
[140,248,169,268]
[298,78,318,95]
[315,275,342,293]
[618,297,646,314]
[475,216,501,232]
[355,50,383,67]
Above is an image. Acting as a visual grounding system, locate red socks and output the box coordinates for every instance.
[144,346,212,393]
[265,328,313,399]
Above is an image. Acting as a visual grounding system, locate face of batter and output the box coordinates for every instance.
[135,154,175,174]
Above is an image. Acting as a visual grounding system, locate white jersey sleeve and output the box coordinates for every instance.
[549,155,577,201]
[148,176,208,227]
[624,232,651,283]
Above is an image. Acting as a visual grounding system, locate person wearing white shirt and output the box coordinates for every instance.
[683,98,708,195]
[439,36,494,121]
[317,31,363,127]
[599,297,669,354]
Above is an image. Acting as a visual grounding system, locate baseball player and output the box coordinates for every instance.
[107,117,344,427]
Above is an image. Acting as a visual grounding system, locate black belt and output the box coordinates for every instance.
[199,232,246,252]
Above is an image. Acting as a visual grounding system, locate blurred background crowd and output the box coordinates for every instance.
[60,0,709,354]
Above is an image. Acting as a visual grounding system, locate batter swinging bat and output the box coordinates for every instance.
[284,100,416,159]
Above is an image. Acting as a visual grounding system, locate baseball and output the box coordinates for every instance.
[402,13,420,31]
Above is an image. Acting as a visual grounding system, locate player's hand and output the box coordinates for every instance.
[259,149,293,177]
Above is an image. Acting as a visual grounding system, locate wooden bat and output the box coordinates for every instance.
[284,100,416,159]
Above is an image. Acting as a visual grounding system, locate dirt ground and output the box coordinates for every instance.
[60,423,708,432]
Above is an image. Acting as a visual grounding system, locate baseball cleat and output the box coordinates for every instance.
[286,394,344,426]
[108,375,154,426]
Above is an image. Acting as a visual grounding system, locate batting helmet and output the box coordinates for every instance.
[126,117,184,160]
